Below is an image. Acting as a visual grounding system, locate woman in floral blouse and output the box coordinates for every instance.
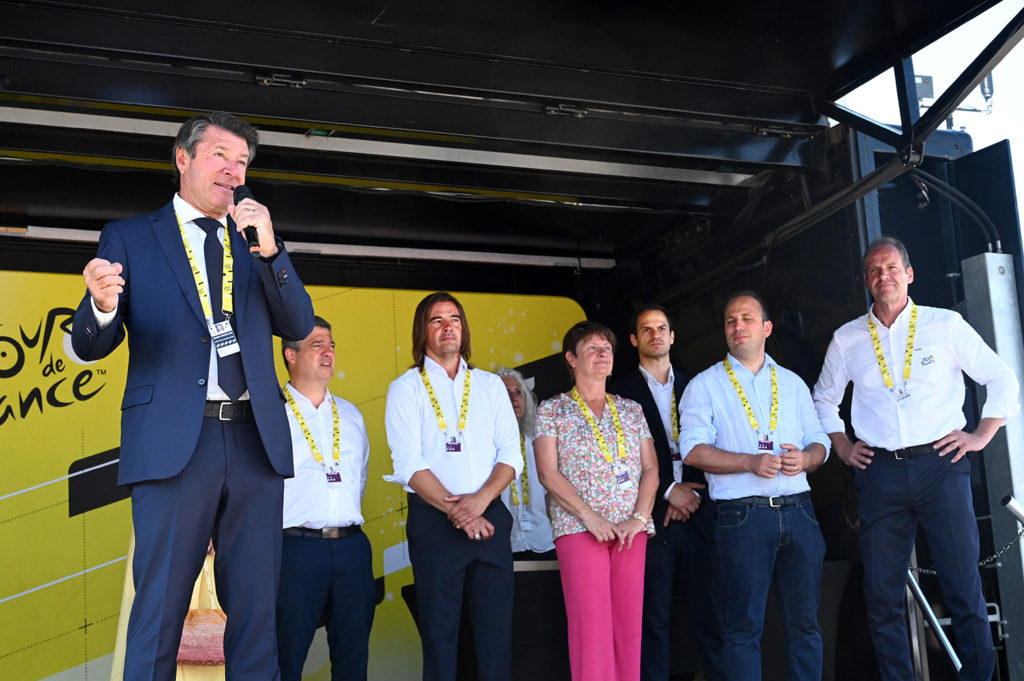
[535,320,658,681]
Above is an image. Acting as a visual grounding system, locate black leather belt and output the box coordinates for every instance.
[204,401,252,421]
[719,491,811,508]
[284,526,361,539]
[875,442,936,460]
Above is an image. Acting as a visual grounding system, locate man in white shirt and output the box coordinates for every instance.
[680,292,829,681]
[276,316,375,681]
[609,305,722,681]
[384,292,522,681]
[813,236,1019,681]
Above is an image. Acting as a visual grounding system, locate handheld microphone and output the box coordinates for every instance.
[232,185,262,258]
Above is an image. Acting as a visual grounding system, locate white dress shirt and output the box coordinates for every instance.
[813,299,1020,450]
[91,194,245,401]
[639,364,679,453]
[679,353,830,501]
[282,384,368,529]
[384,356,523,494]
[499,434,556,553]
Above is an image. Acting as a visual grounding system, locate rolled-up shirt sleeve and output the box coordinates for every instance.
[383,378,431,486]
[812,333,850,435]
[951,314,1021,422]
[678,375,717,461]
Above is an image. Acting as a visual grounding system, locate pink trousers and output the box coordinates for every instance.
[555,531,648,681]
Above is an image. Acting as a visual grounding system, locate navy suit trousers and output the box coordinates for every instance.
[407,494,513,681]
[276,530,375,681]
[641,504,725,681]
[126,417,283,681]
[857,453,994,681]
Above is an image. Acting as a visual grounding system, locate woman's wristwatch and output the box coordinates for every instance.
[631,512,649,525]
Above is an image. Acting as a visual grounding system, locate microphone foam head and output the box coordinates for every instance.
[233,185,254,204]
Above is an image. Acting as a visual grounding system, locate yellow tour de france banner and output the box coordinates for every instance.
[0,269,583,681]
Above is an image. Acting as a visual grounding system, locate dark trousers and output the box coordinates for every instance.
[276,529,376,681]
[407,493,514,681]
[641,511,725,681]
[126,417,284,681]
[856,453,994,681]
[715,499,825,681]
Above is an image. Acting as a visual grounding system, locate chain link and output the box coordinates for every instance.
[909,526,1024,576]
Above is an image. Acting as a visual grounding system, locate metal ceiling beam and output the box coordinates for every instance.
[0,53,822,170]
[0,107,758,188]
[914,2,1024,141]
[816,102,903,150]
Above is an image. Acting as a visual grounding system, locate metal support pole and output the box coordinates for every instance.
[907,570,963,673]
[963,252,1024,678]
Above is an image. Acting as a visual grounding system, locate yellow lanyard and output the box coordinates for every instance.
[175,212,233,322]
[867,303,918,389]
[570,386,626,463]
[670,389,679,444]
[510,433,530,506]
[283,385,340,469]
[419,366,471,434]
[723,356,778,433]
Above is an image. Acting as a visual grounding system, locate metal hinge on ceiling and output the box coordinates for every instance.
[545,103,589,118]
[257,73,307,88]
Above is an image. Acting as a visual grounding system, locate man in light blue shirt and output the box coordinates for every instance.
[679,291,828,681]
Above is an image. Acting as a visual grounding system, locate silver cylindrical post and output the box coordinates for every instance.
[1002,495,1024,525]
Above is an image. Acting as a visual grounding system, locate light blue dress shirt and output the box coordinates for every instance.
[679,352,829,501]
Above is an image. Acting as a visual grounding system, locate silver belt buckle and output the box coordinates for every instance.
[218,402,232,421]
[321,527,341,539]
[893,449,906,460]
[768,495,783,508]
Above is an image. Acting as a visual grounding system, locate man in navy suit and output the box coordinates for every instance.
[610,305,724,681]
[72,112,314,681]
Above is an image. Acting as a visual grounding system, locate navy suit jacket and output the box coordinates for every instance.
[611,366,711,540]
[72,201,314,485]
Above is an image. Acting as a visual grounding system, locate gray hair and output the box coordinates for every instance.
[495,366,538,437]
[863,236,911,274]
[172,112,258,187]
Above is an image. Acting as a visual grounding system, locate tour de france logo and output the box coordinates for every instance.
[0,306,106,427]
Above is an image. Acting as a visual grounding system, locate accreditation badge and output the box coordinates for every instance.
[757,431,775,453]
[893,384,912,408]
[445,434,463,453]
[671,448,683,483]
[613,461,634,491]
[325,468,342,484]
[211,320,241,357]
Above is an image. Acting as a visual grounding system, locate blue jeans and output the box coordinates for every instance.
[715,499,825,681]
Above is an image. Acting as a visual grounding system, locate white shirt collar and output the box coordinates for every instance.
[725,351,776,377]
[423,354,467,377]
[173,193,226,228]
[868,296,915,328]
[285,381,332,411]
[638,363,675,389]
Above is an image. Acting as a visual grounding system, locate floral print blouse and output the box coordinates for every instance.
[535,392,655,540]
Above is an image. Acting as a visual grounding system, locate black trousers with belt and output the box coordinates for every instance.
[407,493,514,681]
